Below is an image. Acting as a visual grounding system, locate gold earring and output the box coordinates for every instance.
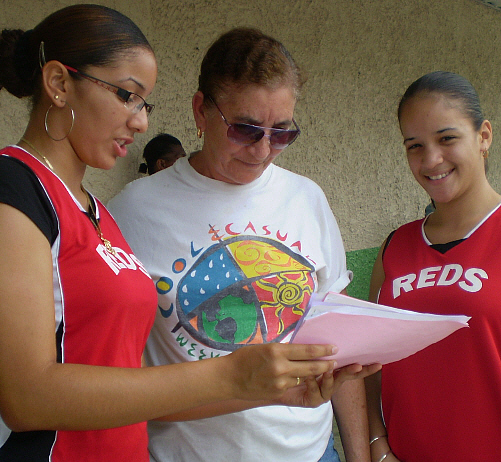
[483,150,489,159]
[197,127,203,138]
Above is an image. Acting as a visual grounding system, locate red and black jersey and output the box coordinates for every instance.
[379,209,501,461]
[0,146,157,461]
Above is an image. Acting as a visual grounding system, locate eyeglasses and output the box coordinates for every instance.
[208,96,300,149]
[64,65,154,116]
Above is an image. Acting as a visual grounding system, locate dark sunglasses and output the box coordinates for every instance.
[208,96,300,149]
[64,65,154,116]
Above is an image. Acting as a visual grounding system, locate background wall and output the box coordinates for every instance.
[2,0,501,254]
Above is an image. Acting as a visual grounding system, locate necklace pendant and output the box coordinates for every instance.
[81,185,117,257]
[100,234,116,256]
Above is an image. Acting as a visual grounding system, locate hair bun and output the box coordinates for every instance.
[0,28,37,97]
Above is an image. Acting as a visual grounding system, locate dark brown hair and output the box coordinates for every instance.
[198,27,303,102]
[0,4,152,102]
[398,71,484,131]
[140,133,183,175]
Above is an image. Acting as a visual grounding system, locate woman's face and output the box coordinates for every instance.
[68,47,157,170]
[192,84,297,185]
[399,94,491,205]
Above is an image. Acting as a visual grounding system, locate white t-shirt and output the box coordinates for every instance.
[108,157,351,462]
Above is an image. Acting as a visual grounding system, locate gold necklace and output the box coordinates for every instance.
[20,137,54,170]
[19,137,117,256]
[80,186,117,256]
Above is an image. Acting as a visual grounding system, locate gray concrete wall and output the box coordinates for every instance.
[2,0,500,253]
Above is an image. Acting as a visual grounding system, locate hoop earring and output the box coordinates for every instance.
[482,150,489,159]
[197,127,203,139]
[45,102,75,141]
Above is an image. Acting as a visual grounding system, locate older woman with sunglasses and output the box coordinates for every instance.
[0,9,377,462]
[109,28,376,462]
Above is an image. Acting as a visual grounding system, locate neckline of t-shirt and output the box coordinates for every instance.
[176,156,274,193]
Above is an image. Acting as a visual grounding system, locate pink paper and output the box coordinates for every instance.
[290,292,469,368]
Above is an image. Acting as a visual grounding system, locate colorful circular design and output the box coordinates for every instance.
[175,235,315,351]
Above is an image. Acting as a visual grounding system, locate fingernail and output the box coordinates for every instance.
[331,346,338,355]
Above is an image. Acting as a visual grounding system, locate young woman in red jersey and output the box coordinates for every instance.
[0,5,374,461]
[366,71,501,462]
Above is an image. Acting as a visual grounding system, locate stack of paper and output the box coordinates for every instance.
[290,292,470,368]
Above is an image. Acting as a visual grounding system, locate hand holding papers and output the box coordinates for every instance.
[290,292,470,368]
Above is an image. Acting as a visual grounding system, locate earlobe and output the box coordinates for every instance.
[42,61,71,107]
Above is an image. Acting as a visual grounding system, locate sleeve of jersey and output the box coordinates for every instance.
[0,156,57,244]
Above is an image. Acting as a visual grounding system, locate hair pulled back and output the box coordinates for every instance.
[141,133,182,174]
[198,27,304,101]
[398,71,484,131]
[0,4,152,102]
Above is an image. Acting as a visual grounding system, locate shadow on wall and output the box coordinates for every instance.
[345,247,379,301]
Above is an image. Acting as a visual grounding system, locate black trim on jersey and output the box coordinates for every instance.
[383,229,465,259]
[0,429,56,461]
[56,321,64,363]
[0,155,57,244]
[430,239,464,254]
[382,230,396,260]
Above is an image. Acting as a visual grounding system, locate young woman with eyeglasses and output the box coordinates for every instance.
[0,7,376,462]
[109,27,379,462]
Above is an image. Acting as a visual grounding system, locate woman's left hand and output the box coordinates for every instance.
[276,363,382,408]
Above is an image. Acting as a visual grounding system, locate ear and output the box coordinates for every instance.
[192,91,208,132]
[479,119,493,152]
[155,158,167,172]
[41,61,72,107]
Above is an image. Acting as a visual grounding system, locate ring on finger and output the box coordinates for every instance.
[296,377,301,386]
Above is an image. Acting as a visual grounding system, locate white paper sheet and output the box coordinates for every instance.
[290,292,470,368]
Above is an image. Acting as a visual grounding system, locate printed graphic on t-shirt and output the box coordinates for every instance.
[157,226,315,351]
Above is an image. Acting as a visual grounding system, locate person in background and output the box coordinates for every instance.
[366,71,501,462]
[139,133,186,175]
[0,6,371,461]
[109,27,379,462]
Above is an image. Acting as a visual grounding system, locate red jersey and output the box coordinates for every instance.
[0,146,157,461]
[379,208,501,461]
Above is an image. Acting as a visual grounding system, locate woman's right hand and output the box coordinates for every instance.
[224,342,338,402]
